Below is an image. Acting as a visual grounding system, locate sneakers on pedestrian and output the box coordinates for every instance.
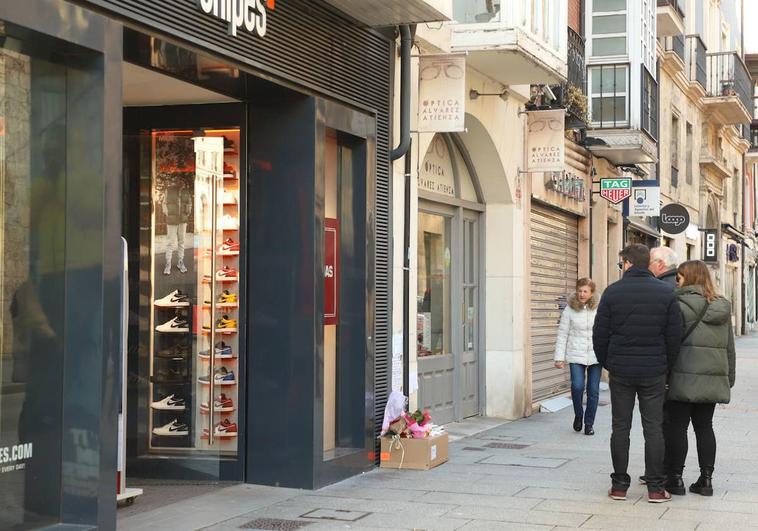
[648,490,672,503]
[151,394,186,411]
[608,488,627,501]
[200,393,234,412]
[152,419,189,437]
[199,341,234,359]
[177,259,187,273]
[573,415,582,432]
[156,315,189,333]
[155,289,190,308]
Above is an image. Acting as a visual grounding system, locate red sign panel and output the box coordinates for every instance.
[324,218,339,325]
[599,178,632,204]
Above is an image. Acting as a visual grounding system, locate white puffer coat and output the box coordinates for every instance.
[554,293,599,366]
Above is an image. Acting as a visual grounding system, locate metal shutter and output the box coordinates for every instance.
[530,203,578,402]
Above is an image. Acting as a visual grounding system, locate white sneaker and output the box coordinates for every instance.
[150,394,186,411]
[152,419,189,436]
[177,259,187,273]
[219,214,238,230]
[155,316,189,333]
[221,191,237,205]
[163,261,171,275]
[154,290,190,308]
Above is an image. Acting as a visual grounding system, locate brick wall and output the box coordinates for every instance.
[569,0,582,35]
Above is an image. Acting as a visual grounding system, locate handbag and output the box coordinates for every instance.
[681,301,710,342]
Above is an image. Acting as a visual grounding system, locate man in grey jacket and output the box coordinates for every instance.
[649,247,678,288]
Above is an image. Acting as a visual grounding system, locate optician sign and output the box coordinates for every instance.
[197,0,275,37]
[526,109,566,172]
[418,54,466,132]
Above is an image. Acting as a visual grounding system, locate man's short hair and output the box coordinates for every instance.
[620,244,650,269]
[650,246,679,270]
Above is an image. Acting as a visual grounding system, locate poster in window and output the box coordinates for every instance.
[324,218,339,325]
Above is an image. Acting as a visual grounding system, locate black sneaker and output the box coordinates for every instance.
[155,344,190,359]
[151,367,188,384]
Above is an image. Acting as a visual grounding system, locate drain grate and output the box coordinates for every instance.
[300,509,370,522]
[483,442,530,450]
[462,446,487,452]
[238,518,312,530]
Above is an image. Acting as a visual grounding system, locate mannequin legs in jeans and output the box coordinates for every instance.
[569,363,602,433]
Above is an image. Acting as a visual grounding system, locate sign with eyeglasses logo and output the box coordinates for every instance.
[526,109,565,172]
[599,178,632,204]
[418,54,466,132]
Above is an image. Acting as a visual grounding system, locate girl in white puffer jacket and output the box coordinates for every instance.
[554,278,601,436]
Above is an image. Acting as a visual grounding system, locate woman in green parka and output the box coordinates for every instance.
[664,260,736,497]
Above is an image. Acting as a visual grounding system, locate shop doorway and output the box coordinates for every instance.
[416,134,484,425]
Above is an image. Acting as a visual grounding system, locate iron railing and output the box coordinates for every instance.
[589,64,629,128]
[657,0,685,18]
[641,66,659,140]
[567,27,585,92]
[685,35,707,91]
[705,52,752,113]
[750,122,758,151]
[662,34,685,62]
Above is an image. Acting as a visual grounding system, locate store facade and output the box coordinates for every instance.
[0,0,396,528]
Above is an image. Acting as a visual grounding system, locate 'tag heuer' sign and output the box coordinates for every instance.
[599,177,632,204]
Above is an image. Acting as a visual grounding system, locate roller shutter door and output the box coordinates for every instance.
[530,203,579,402]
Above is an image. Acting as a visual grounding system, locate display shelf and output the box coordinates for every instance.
[198,379,237,386]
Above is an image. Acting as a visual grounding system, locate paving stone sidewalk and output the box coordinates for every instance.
[118,334,758,531]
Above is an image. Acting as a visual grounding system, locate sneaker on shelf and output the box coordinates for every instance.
[152,419,189,437]
[155,289,190,308]
[200,393,235,412]
[204,290,238,305]
[198,367,235,384]
[155,344,190,359]
[219,238,240,254]
[220,191,237,205]
[199,341,234,359]
[214,418,238,436]
[150,367,188,384]
[219,214,238,230]
[216,266,238,280]
[223,162,237,178]
[223,136,236,152]
[202,316,237,331]
[177,259,187,274]
[156,316,189,333]
[150,394,186,411]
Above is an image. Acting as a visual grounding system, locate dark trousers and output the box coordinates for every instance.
[664,400,717,473]
[569,363,602,426]
[609,374,667,492]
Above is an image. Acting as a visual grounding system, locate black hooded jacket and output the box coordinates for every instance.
[593,267,683,378]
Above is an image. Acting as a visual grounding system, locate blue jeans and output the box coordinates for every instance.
[569,363,602,426]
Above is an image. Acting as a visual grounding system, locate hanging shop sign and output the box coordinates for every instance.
[703,229,718,262]
[599,177,632,204]
[526,109,566,172]
[418,54,466,132]
[197,0,275,38]
[545,171,586,201]
[630,185,661,216]
[324,218,339,325]
[659,203,690,235]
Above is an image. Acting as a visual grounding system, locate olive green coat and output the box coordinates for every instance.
[667,286,736,403]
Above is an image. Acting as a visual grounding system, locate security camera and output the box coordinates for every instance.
[542,84,557,103]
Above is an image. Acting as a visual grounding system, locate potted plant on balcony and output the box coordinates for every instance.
[564,84,589,129]
[721,81,737,96]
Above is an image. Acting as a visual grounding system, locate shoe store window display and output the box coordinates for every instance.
[553,278,601,436]
[147,128,241,455]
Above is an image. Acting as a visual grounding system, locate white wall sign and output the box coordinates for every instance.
[630,185,661,216]
[418,136,455,196]
[527,109,566,172]
[418,54,466,132]
[197,0,273,37]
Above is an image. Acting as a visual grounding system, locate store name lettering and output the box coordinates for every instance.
[197,0,272,38]
[530,146,561,165]
[420,99,462,123]
[546,172,585,202]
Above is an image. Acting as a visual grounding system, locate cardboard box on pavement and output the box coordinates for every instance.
[379,432,448,470]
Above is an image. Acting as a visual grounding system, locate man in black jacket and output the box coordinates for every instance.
[593,244,682,503]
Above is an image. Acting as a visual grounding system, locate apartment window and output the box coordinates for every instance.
[589,64,628,127]
[733,169,740,226]
[685,123,695,185]
[671,113,680,188]
[591,0,627,57]
[687,243,694,260]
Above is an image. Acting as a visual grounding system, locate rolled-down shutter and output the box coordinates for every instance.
[530,203,579,402]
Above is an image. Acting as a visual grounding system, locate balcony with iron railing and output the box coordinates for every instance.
[684,35,707,95]
[703,52,753,125]
[451,0,568,85]
[657,0,685,37]
[660,34,685,75]
[565,27,587,128]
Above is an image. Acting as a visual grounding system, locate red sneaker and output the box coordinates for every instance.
[608,488,627,501]
[648,490,672,503]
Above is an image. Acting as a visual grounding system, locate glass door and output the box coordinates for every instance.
[124,108,244,478]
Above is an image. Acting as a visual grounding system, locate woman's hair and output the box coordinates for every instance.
[576,277,596,292]
[677,260,718,302]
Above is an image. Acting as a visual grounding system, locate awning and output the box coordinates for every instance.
[722,223,746,241]
[626,218,662,239]
[321,0,450,27]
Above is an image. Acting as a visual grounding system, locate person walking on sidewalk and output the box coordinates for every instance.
[554,278,601,436]
[663,260,736,497]
[593,244,683,503]
[649,246,679,288]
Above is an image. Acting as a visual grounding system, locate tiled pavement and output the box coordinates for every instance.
[118,334,758,530]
